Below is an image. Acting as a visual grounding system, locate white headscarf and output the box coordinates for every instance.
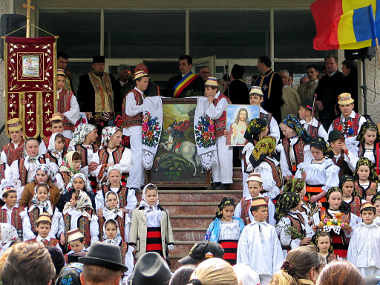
[68,124,96,151]
[0,223,18,255]
[106,165,122,184]
[101,126,120,149]
[48,132,64,152]
[139,183,160,210]
[103,191,123,221]
[102,219,122,245]
[66,173,92,193]
[29,184,54,216]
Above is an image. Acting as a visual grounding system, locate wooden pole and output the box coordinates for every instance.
[22,0,34,38]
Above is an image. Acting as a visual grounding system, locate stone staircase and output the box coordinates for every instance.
[159,167,243,270]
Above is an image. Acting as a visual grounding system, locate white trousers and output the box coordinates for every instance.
[124,126,144,189]
[211,136,233,184]
[358,266,380,278]
[241,159,250,198]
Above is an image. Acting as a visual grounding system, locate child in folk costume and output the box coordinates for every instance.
[27,214,61,250]
[64,229,87,264]
[10,138,41,188]
[95,166,137,214]
[279,114,312,178]
[23,183,64,243]
[237,197,284,285]
[328,93,366,138]
[298,98,328,142]
[56,68,81,139]
[275,192,314,254]
[352,121,380,175]
[39,114,71,155]
[129,183,174,261]
[93,126,132,184]
[19,164,61,208]
[372,193,380,226]
[295,137,340,203]
[248,86,281,142]
[0,186,32,240]
[1,118,24,166]
[246,136,283,200]
[205,197,245,265]
[55,151,83,193]
[347,202,380,277]
[38,133,67,170]
[313,187,361,259]
[353,157,379,202]
[204,76,233,190]
[234,173,276,225]
[122,70,149,192]
[0,223,19,256]
[62,182,99,247]
[326,130,356,178]
[311,231,337,264]
[68,124,99,178]
[241,118,269,197]
[340,175,361,217]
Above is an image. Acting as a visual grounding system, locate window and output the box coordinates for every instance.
[190,10,270,58]
[104,10,185,58]
[39,10,100,58]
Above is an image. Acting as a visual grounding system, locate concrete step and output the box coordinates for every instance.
[158,190,241,203]
[160,201,220,215]
[171,215,214,228]
[173,228,207,241]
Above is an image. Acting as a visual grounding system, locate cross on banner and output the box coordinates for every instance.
[22,0,35,38]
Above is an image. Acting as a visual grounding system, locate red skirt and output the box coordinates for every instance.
[331,234,348,258]
[305,184,326,203]
[146,227,163,256]
[219,240,238,265]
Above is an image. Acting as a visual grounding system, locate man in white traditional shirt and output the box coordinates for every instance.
[237,197,284,285]
[122,71,149,192]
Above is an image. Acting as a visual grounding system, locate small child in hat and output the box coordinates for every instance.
[65,229,87,263]
[234,173,275,225]
[347,202,380,277]
[328,92,366,138]
[205,197,244,265]
[298,97,328,142]
[237,197,284,285]
[1,118,24,166]
[28,213,61,250]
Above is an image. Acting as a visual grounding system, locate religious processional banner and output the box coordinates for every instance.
[4,36,57,138]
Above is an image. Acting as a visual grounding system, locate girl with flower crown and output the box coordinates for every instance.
[278,114,312,179]
[313,187,360,259]
[353,157,379,202]
[312,231,337,264]
[340,175,361,217]
[275,192,314,256]
[205,197,244,265]
[295,137,340,203]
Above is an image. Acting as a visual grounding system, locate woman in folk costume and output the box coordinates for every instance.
[23,183,65,242]
[295,137,340,203]
[99,191,134,278]
[350,121,380,175]
[68,124,99,179]
[313,187,360,259]
[340,175,361,217]
[95,165,137,214]
[0,223,18,256]
[275,192,314,255]
[55,151,83,193]
[92,126,132,184]
[279,114,312,179]
[129,183,174,261]
[19,164,61,208]
[246,136,283,200]
[353,157,379,202]
[38,133,67,171]
[62,178,99,247]
[205,197,245,265]
[241,118,269,198]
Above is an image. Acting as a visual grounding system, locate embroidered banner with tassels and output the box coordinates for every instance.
[4,36,57,138]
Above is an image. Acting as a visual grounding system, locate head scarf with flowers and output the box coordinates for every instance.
[68,124,96,151]
[282,178,306,194]
[282,114,311,143]
[66,173,92,194]
[249,136,277,168]
[101,126,121,149]
[0,223,18,256]
[33,163,56,184]
[244,118,268,144]
[275,191,300,221]
[215,197,236,219]
[59,151,81,175]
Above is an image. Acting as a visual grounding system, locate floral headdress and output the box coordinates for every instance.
[310,137,328,154]
[244,118,268,143]
[101,126,120,149]
[251,136,276,162]
[215,197,236,219]
[356,121,379,145]
[282,114,311,143]
[68,124,96,151]
[282,178,305,194]
[33,163,56,183]
[275,192,300,221]
[354,157,378,183]
[339,175,354,188]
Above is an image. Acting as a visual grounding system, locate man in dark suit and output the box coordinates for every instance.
[225,64,249,104]
[167,54,204,98]
[113,65,133,113]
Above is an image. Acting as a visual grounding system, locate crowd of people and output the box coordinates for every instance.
[0,52,379,284]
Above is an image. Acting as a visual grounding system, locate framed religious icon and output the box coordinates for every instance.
[147,98,210,187]
[226,105,260,146]
[21,54,40,77]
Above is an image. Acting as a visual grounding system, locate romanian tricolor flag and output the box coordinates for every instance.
[311,0,379,50]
